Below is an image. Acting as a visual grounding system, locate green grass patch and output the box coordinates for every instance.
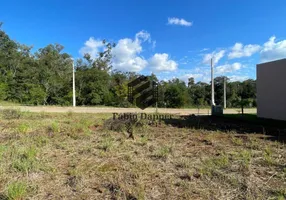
[6,181,29,200]
[11,146,38,173]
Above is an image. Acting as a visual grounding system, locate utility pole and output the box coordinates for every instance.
[224,77,226,109]
[211,58,215,106]
[72,60,76,107]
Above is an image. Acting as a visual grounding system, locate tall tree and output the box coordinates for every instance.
[35,44,72,105]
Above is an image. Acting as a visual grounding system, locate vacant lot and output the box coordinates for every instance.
[0,106,257,116]
[0,110,285,199]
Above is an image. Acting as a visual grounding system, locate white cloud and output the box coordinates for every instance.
[149,53,178,72]
[111,31,150,72]
[79,37,105,59]
[228,75,249,82]
[152,41,156,50]
[80,31,151,72]
[155,71,205,84]
[216,62,242,74]
[178,55,191,65]
[180,73,203,83]
[174,73,203,85]
[135,30,151,43]
[260,36,286,63]
[167,17,193,27]
[80,31,180,73]
[203,50,226,66]
[200,48,209,52]
[228,43,261,59]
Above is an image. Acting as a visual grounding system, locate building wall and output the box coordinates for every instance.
[257,59,286,121]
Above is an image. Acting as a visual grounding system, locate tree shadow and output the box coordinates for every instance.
[163,115,286,143]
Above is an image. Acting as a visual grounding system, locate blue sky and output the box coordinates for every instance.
[1,0,286,82]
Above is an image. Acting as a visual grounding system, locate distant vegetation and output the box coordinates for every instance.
[0,23,256,108]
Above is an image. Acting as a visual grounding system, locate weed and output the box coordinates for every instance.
[272,189,286,200]
[17,123,29,134]
[123,154,132,162]
[139,135,148,146]
[228,175,240,187]
[175,158,191,169]
[263,146,275,165]
[79,118,93,127]
[263,154,274,166]
[98,162,118,173]
[67,162,80,175]
[212,154,229,168]
[74,122,91,135]
[233,150,252,170]
[231,136,243,146]
[103,117,149,136]
[265,146,273,156]
[12,146,38,173]
[33,136,49,147]
[98,137,114,152]
[200,153,229,177]
[1,109,21,120]
[6,181,28,200]
[51,121,60,133]
[66,175,81,188]
[153,145,172,159]
[240,150,251,168]
[67,111,74,117]
[135,119,149,133]
[65,122,92,139]
[248,137,260,150]
[0,145,7,162]
[39,111,46,118]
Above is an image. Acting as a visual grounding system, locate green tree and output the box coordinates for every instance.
[75,40,115,106]
[35,44,72,105]
[164,78,188,108]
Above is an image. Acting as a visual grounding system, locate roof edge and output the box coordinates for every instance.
[257,58,286,66]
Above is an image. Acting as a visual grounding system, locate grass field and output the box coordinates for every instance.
[0,109,285,199]
[0,101,20,106]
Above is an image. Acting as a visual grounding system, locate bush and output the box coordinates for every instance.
[103,118,130,132]
[103,116,149,138]
[1,109,21,120]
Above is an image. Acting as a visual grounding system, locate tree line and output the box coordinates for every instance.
[0,23,256,108]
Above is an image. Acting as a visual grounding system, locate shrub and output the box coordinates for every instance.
[103,117,149,133]
[103,118,129,132]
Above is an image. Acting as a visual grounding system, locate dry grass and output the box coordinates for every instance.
[0,111,285,199]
